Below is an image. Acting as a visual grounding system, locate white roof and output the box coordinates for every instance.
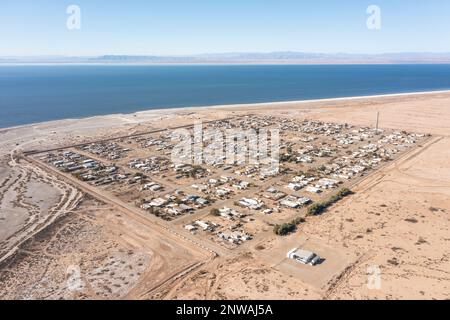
[294,249,316,261]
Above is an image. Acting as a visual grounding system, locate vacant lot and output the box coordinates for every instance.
[0,196,207,300]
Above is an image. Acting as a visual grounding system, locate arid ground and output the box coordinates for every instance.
[1,91,449,300]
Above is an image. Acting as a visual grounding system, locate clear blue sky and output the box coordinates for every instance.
[1,0,450,56]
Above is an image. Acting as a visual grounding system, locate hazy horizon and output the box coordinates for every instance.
[2,51,450,58]
[2,1,450,56]
[2,52,450,65]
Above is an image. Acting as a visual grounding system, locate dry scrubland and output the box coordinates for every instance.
[0,91,449,300]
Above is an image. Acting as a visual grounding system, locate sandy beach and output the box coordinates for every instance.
[1,90,449,300]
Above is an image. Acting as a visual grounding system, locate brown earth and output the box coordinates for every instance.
[1,91,449,300]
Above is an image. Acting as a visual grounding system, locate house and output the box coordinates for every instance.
[266,187,278,193]
[81,174,96,181]
[280,199,300,209]
[350,165,366,174]
[196,198,209,206]
[63,162,76,168]
[185,225,197,232]
[174,163,189,172]
[287,248,321,266]
[239,198,264,210]
[216,188,231,197]
[234,181,250,190]
[220,176,231,183]
[208,179,219,185]
[264,191,286,201]
[167,208,181,216]
[174,189,185,196]
[306,186,322,194]
[66,165,83,172]
[53,160,65,166]
[149,184,163,192]
[287,183,303,191]
[296,155,313,163]
[185,195,199,202]
[195,220,215,231]
[179,204,194,212]
[149,198,167,207]
[143,182,163,192]
[317,178,340,189]
[297,197,312,206]
[192,184,208,192]
[218,230,252,244]
[219,207,242,220]
[104,166,117,174]
[280,196,312,208]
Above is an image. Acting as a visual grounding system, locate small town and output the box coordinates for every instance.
[1,0,449,304]
[33,115,427,250]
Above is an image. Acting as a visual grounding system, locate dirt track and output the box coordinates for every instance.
[1,91,450,299]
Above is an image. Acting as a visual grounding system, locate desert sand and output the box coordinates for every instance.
[1,91,449,300]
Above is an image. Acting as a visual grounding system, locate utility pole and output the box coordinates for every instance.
[376,111,380,133]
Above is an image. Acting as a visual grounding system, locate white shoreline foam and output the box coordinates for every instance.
[1,89,450,132]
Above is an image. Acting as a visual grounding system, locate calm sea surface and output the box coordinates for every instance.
[1,64,450,128]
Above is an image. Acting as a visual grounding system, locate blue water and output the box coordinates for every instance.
[1,64,450,128]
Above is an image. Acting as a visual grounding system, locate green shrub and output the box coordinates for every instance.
[337,188,353,198]
[273,188,354,235]
[292,217,306,225]
[274,217,306,236]
[307,203,327,216]
[307,188,354,216]
[274,222,297,236]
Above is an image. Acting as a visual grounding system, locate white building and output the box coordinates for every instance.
[287,248,321,266]
[240,198,264,210]
[287,183,303,191]
[195,220,211,231]
[185,225,197,232]
[306,186,322,194]
[148,198,167,207]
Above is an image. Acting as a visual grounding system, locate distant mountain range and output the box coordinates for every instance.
[2,52,450,64]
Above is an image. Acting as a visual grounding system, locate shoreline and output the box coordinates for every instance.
[3,62,450,66]
[2,89,450,132]
[2,79,450,300]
